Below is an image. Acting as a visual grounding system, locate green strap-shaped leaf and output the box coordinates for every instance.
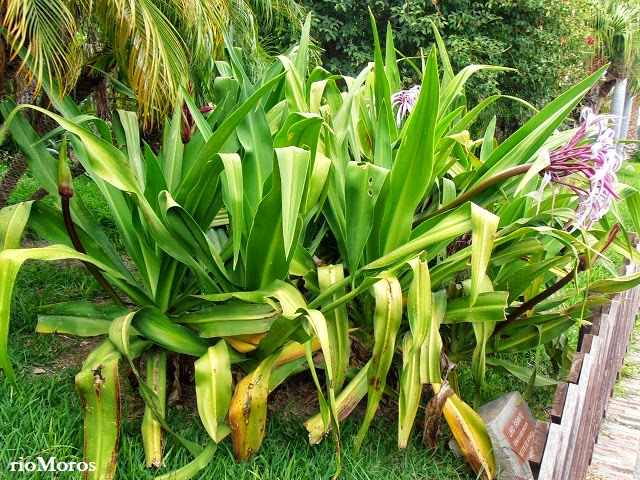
[465,276,499,409]
[488,316,575,354]
[273,113,324,160]
[198,280,305,317]
[407,254,431,351]
[485,357,557,387]
[181,159,224,229]
[37,317,111,336]
[195,341,232,443]
[438,65,513,122]
[277,55,308,113]
[368,8,393,124]
[228,352,280,460]
[318,265,350,393]
[366,203,473,272]
[162,103,185,193]
[142,347,167,467]
[217,153,244,267]
[373,99,393,169]
[470,204,500,306]
[420,290,447,384]
[443,292,508,324]
[276,147,311,258]
[355,276,403,453]
[177,303,279,338]
[0,202,32,251]
[345,162,389,275]
[153,442,217,480]
[129,306,213,357]
[245,156,301,288]
[0,245,126,385]
[294,14,313,80]
[496,255,570,303]
[398,332,421,448]
[430,21,454,88]
[375,47,439,255]
[589,271,640,293]
[159,190,231,288]
[384,22,401,95]
[114,110,146,190]
[76,358,121,480]
[303,151,332,217]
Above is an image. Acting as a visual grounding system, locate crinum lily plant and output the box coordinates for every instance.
[2,15,640,480]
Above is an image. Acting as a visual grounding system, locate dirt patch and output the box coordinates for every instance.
[28,334,106,376]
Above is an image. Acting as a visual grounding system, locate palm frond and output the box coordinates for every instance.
[84,0,190,124]
[589,0,640,78]
[2,0,83,93]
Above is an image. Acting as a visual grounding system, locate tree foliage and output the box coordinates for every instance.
[1,0,303,124]
[295,0,592,135]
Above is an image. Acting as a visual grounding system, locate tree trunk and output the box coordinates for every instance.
[617,93,634,155]
[585,76,618,113]
[622,96,639,159]
[628,97,640,139]
[610,78,627,142]
[0,81,37,209]
[0,152,27,208]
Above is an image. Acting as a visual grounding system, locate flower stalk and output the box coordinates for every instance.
[58,144,126,307]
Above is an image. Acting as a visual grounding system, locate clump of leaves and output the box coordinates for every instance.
[2,13,640,480]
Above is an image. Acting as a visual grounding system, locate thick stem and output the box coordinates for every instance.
[503,255,588,325]
[60,195,126,307]
[499,223,620,330]
[413,163,533,227]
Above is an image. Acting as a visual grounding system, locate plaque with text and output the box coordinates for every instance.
[502,403,535,465]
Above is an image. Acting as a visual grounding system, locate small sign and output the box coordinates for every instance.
[503,403,535,465]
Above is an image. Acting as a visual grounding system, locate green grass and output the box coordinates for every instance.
[0,359,473,480]
[613,317,640,397]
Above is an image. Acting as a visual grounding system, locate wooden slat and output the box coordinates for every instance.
[528,421,550,476]
[570,337,604,479]
[550,382,568,424]
[580,334,594,355]
[538,423,563,480]
[567,352,584,384]
[557,354,594,479]
[529,235,639,479]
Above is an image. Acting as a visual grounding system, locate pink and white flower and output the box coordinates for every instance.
[540,107,621,230]
[391,85,421,127]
